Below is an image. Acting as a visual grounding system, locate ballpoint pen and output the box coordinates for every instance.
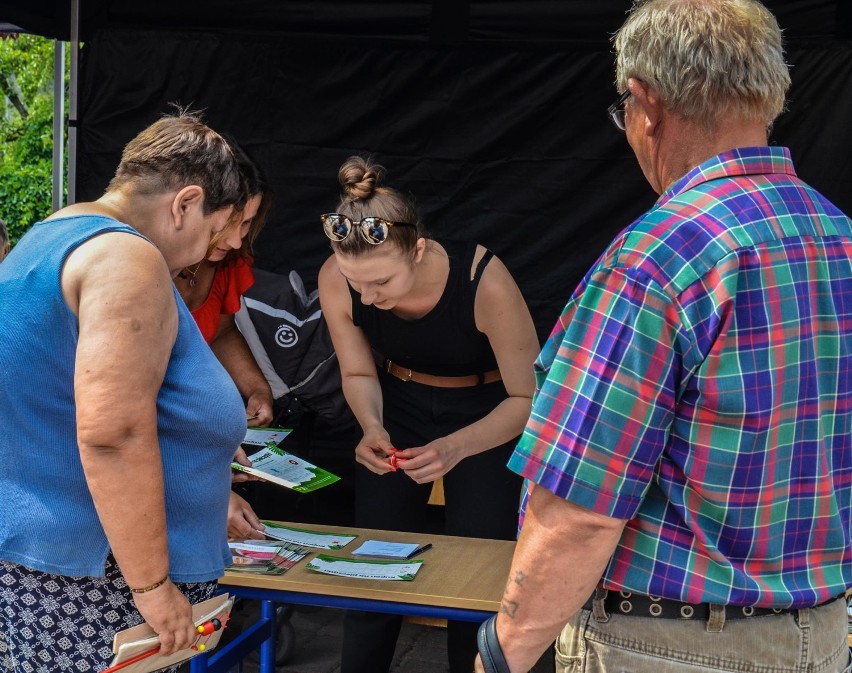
[407,543,432,559]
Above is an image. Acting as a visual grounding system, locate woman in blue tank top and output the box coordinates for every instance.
[318,156,540,673]
[0,111,248,672]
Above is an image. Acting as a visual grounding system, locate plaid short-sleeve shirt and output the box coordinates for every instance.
[509,147,852,607]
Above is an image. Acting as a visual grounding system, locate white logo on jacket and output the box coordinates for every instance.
[275,324,298,347]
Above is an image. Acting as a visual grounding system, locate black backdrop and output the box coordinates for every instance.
[4,1,852,341]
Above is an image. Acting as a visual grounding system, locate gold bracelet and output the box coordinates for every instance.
[129,575,169,594]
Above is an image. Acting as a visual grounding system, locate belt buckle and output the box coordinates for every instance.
[386,360,413,382]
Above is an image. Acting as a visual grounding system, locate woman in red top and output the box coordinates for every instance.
[175,143,274,428]
[174,144,274,538]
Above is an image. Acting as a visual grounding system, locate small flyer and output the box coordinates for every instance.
[233,427,340,493]
[261,521,357,550]
[306,554,423,581]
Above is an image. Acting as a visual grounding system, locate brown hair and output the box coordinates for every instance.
[108,109,243,214]
[331,156,422,256]
[210,139,273,263]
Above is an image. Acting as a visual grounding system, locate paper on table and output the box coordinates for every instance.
[261,521,357,549]
[227,540,309,575]
[306,554,423,581]
[351,540,420,559]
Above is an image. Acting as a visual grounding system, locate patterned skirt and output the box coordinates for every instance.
[0,557,216,673]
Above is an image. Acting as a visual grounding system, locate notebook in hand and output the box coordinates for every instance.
[105,593,233,673]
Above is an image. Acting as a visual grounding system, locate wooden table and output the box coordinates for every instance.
[191,522,516,673]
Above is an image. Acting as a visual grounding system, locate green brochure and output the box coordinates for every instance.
[232,427,340,493]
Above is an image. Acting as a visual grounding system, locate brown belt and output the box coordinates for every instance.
[383,359,502,388]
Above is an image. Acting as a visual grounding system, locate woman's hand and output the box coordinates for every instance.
[132,580,198,656]
[228,490,265,539]
[396,436,464,484]
[354,426,397,475]
[231,446,263,483]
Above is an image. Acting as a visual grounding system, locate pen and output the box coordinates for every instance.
[407,543,432,559]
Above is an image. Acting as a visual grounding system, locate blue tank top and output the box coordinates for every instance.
[0,215,245,581]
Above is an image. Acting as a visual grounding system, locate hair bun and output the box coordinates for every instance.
[339,156,386,201]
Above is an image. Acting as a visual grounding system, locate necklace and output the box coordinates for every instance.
[181,262,203,288]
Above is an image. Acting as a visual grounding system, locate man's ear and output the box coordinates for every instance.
[171,185,204,229]
[627,77,664,137]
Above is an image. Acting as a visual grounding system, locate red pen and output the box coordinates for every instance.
[101,646,161,673]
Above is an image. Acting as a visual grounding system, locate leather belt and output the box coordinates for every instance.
[383,359,502,388]
[583,590,841,621]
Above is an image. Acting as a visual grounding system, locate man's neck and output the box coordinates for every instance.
[655,118,769,193]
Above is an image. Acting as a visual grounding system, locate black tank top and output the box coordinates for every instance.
[349,239,499,377]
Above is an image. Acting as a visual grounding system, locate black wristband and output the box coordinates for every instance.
[477,614,511,673]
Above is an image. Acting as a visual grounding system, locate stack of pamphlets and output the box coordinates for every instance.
[227,539,308,575]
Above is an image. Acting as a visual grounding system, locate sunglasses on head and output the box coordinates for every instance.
[321,213,416,245]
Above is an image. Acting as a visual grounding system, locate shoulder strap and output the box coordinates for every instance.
[471,248,494,288]
[347,281,363,326]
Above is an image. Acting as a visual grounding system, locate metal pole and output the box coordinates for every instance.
[52,40,65,211]
[67,0,80,205]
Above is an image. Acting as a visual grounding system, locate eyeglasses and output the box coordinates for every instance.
[321,213,416,245]
[607,90,630,132]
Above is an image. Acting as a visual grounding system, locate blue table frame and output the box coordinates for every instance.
[190,586,497,673]
[189,523,516,673]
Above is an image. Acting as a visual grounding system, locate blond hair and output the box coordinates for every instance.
[614,0,791,128]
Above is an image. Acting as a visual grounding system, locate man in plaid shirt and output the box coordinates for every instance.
[475,2,852,672]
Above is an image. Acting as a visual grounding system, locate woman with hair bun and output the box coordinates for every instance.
[318,156,539,673]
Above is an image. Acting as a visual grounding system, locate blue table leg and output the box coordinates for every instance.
[258,599,276,673]
[190,598,277,673]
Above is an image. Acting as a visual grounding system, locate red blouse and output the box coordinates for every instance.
[191,257,255,344]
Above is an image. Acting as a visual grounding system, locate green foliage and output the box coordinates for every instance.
[0,34,66,246]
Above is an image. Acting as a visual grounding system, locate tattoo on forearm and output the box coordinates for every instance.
[500,600,519,618]
[498,569,526,618]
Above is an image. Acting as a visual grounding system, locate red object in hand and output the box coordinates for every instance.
[388,450,408,471]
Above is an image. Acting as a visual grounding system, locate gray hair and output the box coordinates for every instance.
[614,0,791,128]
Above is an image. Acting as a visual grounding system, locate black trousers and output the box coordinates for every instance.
[341,374,522,673]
